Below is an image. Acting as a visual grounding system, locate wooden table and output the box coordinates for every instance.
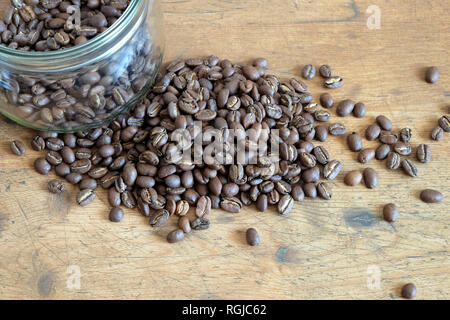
[0,0,449,300]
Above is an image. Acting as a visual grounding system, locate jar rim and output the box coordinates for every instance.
[0,0,144,64]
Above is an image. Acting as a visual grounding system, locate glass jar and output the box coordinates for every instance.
[0,0,164,132]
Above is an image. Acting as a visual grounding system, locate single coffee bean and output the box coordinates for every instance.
[314,125,328,142]
[246,228,260,246]
[416,144,431,163]
[379,130,398,145]
[400,128,412,142]
[10,140,26,156]
[109,207,124,222]
[178,216,191,233]
[167,229,184,243]
[302,64,316,80]
[79,178,97,190]
[328,123,346,135]
[425,66,439,83]
[386,152,401,170]
[383,203,398,222]
[256,194,268,212]
[48,179,65,194]
[191,217,210,230]
[108,187,121,207]
[324,76,343,89]
[401,283,417,299]
[319,65,332,78]
[394,142,412,156]
[344,170,362,186]
[149,209,170,227]
[438,115,450,132]
[317,182,332,200]
[220,197,242,213]
[302,183,317,198]
[347,132,362,152]
[323,160,342,180]
[34,157,51,175]
[196,196,211,218]
[353,102,366,118]
[176,200,190,216]
[375,144,391,160]
[365,124,381,141]
[70,159,92,174]
[401,159,418,177]
[420,189,443,203]
[320,93,334,108]
[363,168,378,189]
[291,185,304,201]
[65,173,82,185]
[431,126,444,141]
[358,148,375,164]
[46,150,62,166]
[336,99,355,117]
[376,115,392,130]
[76,189,95,206]
[313,146,330,165]
[31,136,45,151]
[277,194,294,215]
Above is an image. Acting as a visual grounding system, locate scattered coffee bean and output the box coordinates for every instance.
[358,148,375,164]
[383,203,398,222]
[320,93,334,108]
[344,170,362,186]
[48,179,65,194]
[416,144,431,163]
[431,126,444,141]
[76,189,96,206]
[365,124,381,141]
[34,157,51,175]
[149,209,170,227]
[420,189,443,203]
[375,144,391,160]
[278,195,294,215]
[337,99,355,117]
[323,160,342,180]
[324,76,343,89]
[302,64,316,80]
[379,131,398,145]
[167,229,184,243]
[109,207,124,223]
[401,283,417,299]
[302,183,317,198]
[319,65,332,78]
[191,217,210,230]
[394,142,412,156]
[401,159,418,177]
[347,132,362,152]
[246,228,260,246]
[363,168,378,189]
[438,115,450,132]
[425,66,439,83]
[317,182,332,200]
[376,115,392,130]
[400,128,412,142]
[10,140,25,156]
[386,152,401,170]
[178,216,191,233]
[329,123,346,135]
[353,102,366,118]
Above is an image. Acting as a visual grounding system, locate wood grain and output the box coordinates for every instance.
[0,0,449,300]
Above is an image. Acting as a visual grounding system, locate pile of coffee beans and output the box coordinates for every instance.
[0,0,161,131]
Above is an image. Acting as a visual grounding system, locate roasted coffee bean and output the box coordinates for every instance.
[363,168,378,189]
[196,196,211,218]
[375,144,391,160]
[277,194,294,215]
[34,157,51,175]
[302,167,320,183]
[401,283,417,299]
[347,132,362,152]
[191,217,210,230]
[379,131,398,145]
[31,136,45,151]
[299,152,316,168]
[80,178,97,190]
[317,182,332,200]
[320,93,334,108]
[302,183,317,198]
[353,102,366,118]
[291,185,304,201]
[323,160,342,180]
[416,144,431,163]
[420,189,443,203]
[175,200,190,216]
[246,228,260,246]
[149,209,170,227]
[365,124,381,141]
[314,125,328,142]
[109,207,124,223]
[319,65,332,78]
[76,189,95,206]
[46,151,62,166]
[70,159,91,174]
[400,128,412,142]
[48,179,65,194]
[167,229,185,243]
[61,146,75,164]
[313,146,330,165]
[438,115,450,132]
[324,76,343,89]
[256,194,268,212]
[358,148,375,164]
[376,115,392,130]
[394,142,412,156]
[401,159,418,177]
[344,170,362,186]
[220,197,242,213]
[108,187,121,207]
[66,173,82,185]
[328,123,346,135]
[178,216,191,233]
[386,152,401,170]
[336,99,354,117]
[10,140,25,156]
[431,126,444,141]
[302,64,316,80]
[383,203,398,222]
[121,190,136,208]
[425,66,439,83]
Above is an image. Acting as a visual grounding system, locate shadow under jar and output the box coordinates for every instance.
[0,0,164,132]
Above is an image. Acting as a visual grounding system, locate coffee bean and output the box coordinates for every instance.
[31,136,46,151]
[400,128,412,142]
[386,152,401,170]
[196,196,211,218]
[291,185,304,201]
[324,76,343,89]
[48,179,65,194]
[323,160,342,180]
[376,115,392,130]
[109,207,124,222]
[337,99,355,117]
[10,140,26,156]
[344,170,362,186]
[328,123,346,135]
[416,144,431,163]
[320,93,334,108]
[438,115,450,132]
[375,144,391,160]
[256,194,268,212]
[167,229,184,243]
[379,131,398,145]
[70,159,92,174]
[178,216,191,233]
[191,217,210,230]
[347,132,362,152]
[314,125,328,142]
[353,102,366,118]
[302,183,317,198]
[401,159,418,177]
[365,124,381,141]
[313,146,330,165]
[66,173,82,185]
[246,228,260,246]
[76,189,95,206]
[80,178,97,190]
[420,189,443,203]
[302,64,316,80]
[34,157,51,175]
[383,203,398,222]
[149,209,170,227]
[319,65,332,78]
[176,200,190,216]
[358,148,375,164]
[363,168,378,189]
[317,182,332,200]
[431,126,444,141]
[401,283,417,299]
[220,197,242,213]
[425,66,439,83]
[394,142,412,156]
[277,194,294,215]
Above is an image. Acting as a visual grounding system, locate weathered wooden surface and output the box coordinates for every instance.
[0,0,449,299]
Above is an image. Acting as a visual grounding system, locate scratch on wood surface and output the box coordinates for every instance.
[292,1,360,24]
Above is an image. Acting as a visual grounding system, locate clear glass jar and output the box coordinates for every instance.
[0,0,164,132]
